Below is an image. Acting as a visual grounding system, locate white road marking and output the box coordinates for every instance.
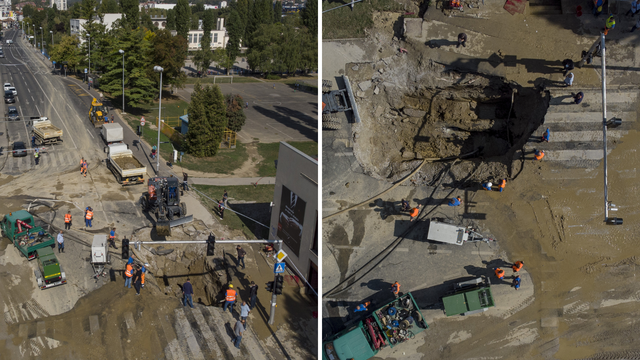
[86,129,94,139]
[266,123,294,139]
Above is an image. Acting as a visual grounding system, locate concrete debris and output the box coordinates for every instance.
[356,90,365,98]
[358,80,372,91]
[403,108,427,118]
[374,86,380,95]
[352,65,359,71]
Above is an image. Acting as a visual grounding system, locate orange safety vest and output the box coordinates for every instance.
[64,214,72,223]
[141,272,145,285]
[410,208,419,217]
[512,261,523,272]
[125,264,133,278]
[85,210,93,220]
[495,268,504,278]
[226,289,237,302]
[392,282,400,294]
[535,151,545,160]
[499,179,506,189]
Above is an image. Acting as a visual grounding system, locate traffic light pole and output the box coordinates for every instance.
[269,240,283,325]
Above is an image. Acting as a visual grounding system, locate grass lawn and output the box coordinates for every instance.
[257,141,318,177]
[322,0,404,39]
[193,184,275,239]
[179,143,249,174]
[184,76,261,84]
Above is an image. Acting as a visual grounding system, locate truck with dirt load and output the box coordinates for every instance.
[105,143,146,185]
[323,292,428,360]
[101,123,123,145]
[0,210,56,260]
[31,117,63,145]
[33,246,67,290]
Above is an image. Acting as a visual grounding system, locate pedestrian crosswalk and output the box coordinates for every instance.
[2,148,79,176]
[522,88,637,173]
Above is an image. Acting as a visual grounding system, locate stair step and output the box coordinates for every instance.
[544,111,636,123]
[157,310,186,360]
[174,308,205,360]
[527,130,625,142]
[189,306,224,358]
[205,306,242,358]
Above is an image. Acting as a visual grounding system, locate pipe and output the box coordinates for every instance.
[601,33,608,221]
[134,240,281,245]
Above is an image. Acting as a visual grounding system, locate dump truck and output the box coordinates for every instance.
[101,123,123,145]
[32,117,63,145]
[0,210,55,260]
[106,143,146,185]
[323,292,428,360]
[442,277,495,316]
[33,246,67,290]
[89,97,108,128]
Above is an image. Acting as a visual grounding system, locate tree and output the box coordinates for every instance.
[273,1,282,23]
[235,0,249,41]
[50,35,81,71]
[166,9,177,30]
[150,29,188,90]
[80,0,98,20]
[302,0,317,36]
[190,14,200,30]
[226,9,243,55]
[120,0,139,29]
[246,23,284,73]
[99,28,156,107]
[186,83,227,157]
[225,94,246,132]
[140,12,155,30]
[175,0,191,40]
[193,9,215,74]
[100,0,120,14]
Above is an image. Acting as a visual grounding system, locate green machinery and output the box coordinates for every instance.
[34,247,67,290]
[442,277,495,316]
[0,210,55,260]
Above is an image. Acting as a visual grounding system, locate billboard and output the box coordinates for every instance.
[277,185,306,256]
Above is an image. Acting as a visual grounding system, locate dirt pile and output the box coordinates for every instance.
[348,57,549,187]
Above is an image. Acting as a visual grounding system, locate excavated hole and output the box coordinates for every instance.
[353,81,548,187]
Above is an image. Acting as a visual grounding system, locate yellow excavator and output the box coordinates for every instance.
[89,98,108,128]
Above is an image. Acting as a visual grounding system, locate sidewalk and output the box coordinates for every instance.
[190,177,276,186]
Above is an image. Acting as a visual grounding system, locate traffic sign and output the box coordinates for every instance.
[84,68,87,73]
[140,117,145,126]
[274,262,286,274]
[275,249,287,262]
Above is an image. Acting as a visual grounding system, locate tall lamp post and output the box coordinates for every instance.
[32,25,35,47]
[39,27,43,54]
[153,66,164,173]
[50,31,53,47]
[119,50,125,114]
[87,34,91,76]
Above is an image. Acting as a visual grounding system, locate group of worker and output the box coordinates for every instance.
[222,283,251,349]
[124,255,148,296]
[482,179,507,192]
[494,260,524,290]
[80,157,88,177]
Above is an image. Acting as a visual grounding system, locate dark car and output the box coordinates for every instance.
[12,141,27,157]
[4,90,14,104]
[7,106,19,121]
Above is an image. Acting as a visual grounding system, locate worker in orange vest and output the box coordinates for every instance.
[85,207,93,228]
[494,268,505,279]
[512,261,524,272]
[141,264,148,288]
[124,263,133,288]
[499,179,507,193]
[409,204,421,222]
[223,284,237,314]
[64,211,72,230]
[391,281,401,298]
[534,150,545,161]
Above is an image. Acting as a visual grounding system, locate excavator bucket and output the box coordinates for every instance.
[155,221,172,236]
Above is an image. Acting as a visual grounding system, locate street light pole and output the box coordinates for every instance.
[268,240,283,325]
[50,31,53,47]
[87,34,91,76]
[153,66,164,173]
[119,50,125,114]
[39,27,42,54]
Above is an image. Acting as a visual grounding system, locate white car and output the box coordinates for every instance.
[3,83,10,92]
[8,87,16,96]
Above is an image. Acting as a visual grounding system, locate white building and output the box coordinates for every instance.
[139,2,177,10]
[70,14,123,42]
[150,14,167,30]
[186,18,228,51]
[220,1,227,8]
[0,0,12,18]
[203,4,218,9]
[51,0,67,11]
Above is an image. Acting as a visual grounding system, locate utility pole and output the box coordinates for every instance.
[268,240,283,325]
[577,36,602,68]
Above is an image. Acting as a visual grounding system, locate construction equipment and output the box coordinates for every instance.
[34,246,67,290]
[140,176,192,236]
[323,293,428,360]
[105,143,146,185]
[425,219,496,245]
[322,75,361,124]
[442,276,495,316]
[32,117,63,145]
[89,97,108,128]
[0,210,55,260]
[90,235,111,279]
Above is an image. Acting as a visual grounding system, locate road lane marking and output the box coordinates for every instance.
[86,129,94,139]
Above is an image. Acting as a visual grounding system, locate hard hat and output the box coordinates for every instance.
[145,263,149,267]
[597,6,602,11]
[487,182,492,187]
[229,284,233,288]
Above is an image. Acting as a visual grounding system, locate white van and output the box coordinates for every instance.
[5,40,12,46]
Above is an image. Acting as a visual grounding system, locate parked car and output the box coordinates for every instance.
[8,86,16,96]
[4,90,14,104]
[0,51,5,58]
[12,141,27,157]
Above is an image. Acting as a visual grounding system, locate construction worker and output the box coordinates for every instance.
[85,207,93,228]
[223,284,237,314]
[541,128,550,143]
[535,149,545,161]
[605,15,616,35]
[494,268,505,279]
[400,199,410,212]
[498,179,507,193]
[512,261,524,272]
[34,150,39,165]
[448,196,462,206]
[141,264,148,288]
[354,301,371,313]
[409,205,421,222]
[109,227,118,249]
[593,0,604,16]
[64,211,72,230]
[124,263,133,288]
[513,275,521,290]
[391,281,401,298]
[482,181,493,191]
